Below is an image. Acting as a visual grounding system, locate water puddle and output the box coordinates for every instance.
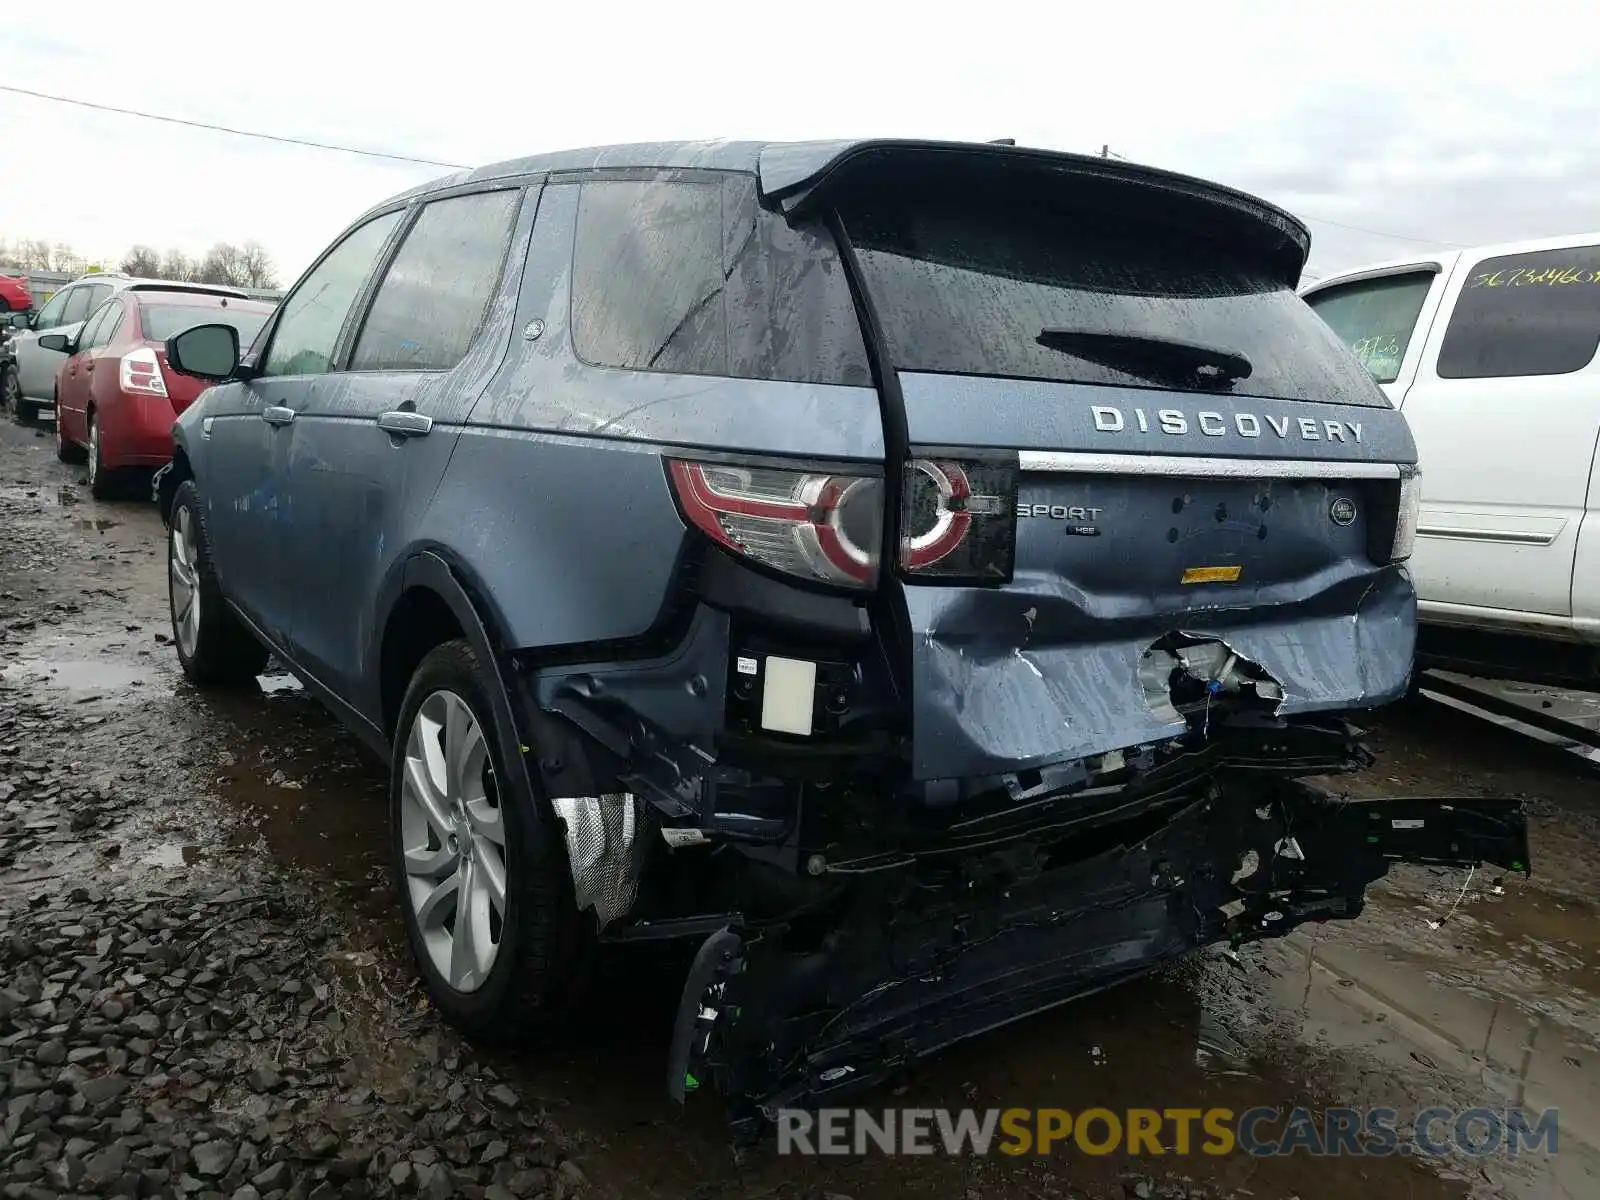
[0,653,162,697]
[142,841,203,868]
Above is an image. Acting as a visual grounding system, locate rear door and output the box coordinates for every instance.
[57,299,119,439]
[1394,242,1600,619]
[278,185,528,716]
[829,155,1417,782]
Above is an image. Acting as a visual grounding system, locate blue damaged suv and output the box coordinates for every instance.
[155,138,1530,1123]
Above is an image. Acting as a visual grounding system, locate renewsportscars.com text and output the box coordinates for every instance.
[776,1106,1560,1158]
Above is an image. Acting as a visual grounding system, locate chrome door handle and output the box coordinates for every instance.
[262,406,295,426]
[377,410,432,437]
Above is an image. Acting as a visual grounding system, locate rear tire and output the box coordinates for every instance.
[167,478,269,685]
[55,397,85,464]
[87,412,123,500]
[391,639,583,1043]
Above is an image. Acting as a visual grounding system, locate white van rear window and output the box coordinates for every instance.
[1304,271,1434,384]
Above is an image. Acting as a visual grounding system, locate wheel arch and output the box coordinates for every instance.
[375,550,545,814]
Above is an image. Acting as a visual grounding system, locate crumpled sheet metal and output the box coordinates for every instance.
[907,570,1415,782]
[551,794,651,930]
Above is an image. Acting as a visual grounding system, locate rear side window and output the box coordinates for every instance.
[58,287,93,326]
[79,301,120,350]
[1303,272,1434,384]
[570,175,870,386]
[350,189,521,373]
[834,164,1391,406]
[1436,246,1600,380]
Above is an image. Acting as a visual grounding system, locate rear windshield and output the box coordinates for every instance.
[141,303,270,346]
[835,166,1392,407]
[1303,271,1435,384]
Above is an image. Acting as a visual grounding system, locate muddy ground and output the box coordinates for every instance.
[0,413,1596,1200]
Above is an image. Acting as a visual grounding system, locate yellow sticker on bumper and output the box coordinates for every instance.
[1181,565,1242,585]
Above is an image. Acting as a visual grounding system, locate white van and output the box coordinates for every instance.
[1302,233,1600,686]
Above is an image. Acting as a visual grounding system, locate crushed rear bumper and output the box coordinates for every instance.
[664,777,1529,1126]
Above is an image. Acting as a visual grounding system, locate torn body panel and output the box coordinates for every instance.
[907,564,1415,782]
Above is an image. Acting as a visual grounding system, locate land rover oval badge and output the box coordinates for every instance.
[1329,497,1357,527]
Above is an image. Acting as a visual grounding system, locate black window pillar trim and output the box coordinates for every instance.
[827,211,912,705]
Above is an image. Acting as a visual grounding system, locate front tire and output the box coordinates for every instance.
[167,478,269,685]
[0,366,18,415]
[391,640,582,1042]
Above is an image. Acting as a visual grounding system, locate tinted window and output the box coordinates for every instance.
[571,176,869,386]
[261,210,403,378]
[835,164,1390,406]
[350,189,520,373]
[142,303,271,346]
[1304,272,1434,384]
[33,289,70,329]
[1437,247,1600,380]
[58,287,93,326]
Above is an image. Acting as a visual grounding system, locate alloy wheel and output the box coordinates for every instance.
[400,690,506,993]
[168,506,201,658]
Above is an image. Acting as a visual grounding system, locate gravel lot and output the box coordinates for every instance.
[1,414,1596,1200]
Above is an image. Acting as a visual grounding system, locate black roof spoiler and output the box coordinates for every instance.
[124,283,252,301]
[756,139,1312,278]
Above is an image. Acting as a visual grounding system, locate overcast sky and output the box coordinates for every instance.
[3,0,1596,287]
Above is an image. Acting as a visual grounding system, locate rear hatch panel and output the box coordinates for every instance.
[820,150,1418,784]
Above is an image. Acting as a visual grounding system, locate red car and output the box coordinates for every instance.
[48,287,274,498]
[0,273,31,315]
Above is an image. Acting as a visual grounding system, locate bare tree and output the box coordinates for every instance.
[49,243,84,274]
[197,242,247,287]
[237,240,278,289]
[17,239,54,270]
[121,245,162,277]
[159,249,195,283]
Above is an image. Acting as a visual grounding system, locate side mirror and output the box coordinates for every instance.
[167,323,240,381]
[8,312,30,331]
[38,333,73,353]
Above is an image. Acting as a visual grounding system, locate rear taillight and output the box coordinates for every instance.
[119,347,168,398]
[1391,464,1421,562]
[667,460,883,589]
[898,458,1017,582]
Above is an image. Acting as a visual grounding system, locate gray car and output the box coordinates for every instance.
[154,138,1530,1124]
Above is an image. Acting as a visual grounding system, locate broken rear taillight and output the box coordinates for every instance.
[667,459,883,589]
[898,458,1017,582]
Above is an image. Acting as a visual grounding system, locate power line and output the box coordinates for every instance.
[0,84,469,171]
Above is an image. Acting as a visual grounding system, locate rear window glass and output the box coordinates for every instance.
[1303,272,1434,384]
[834,166,1391,407]
[1436,246,1600,380]
[142,303,270,346]
[570,175,871,387]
